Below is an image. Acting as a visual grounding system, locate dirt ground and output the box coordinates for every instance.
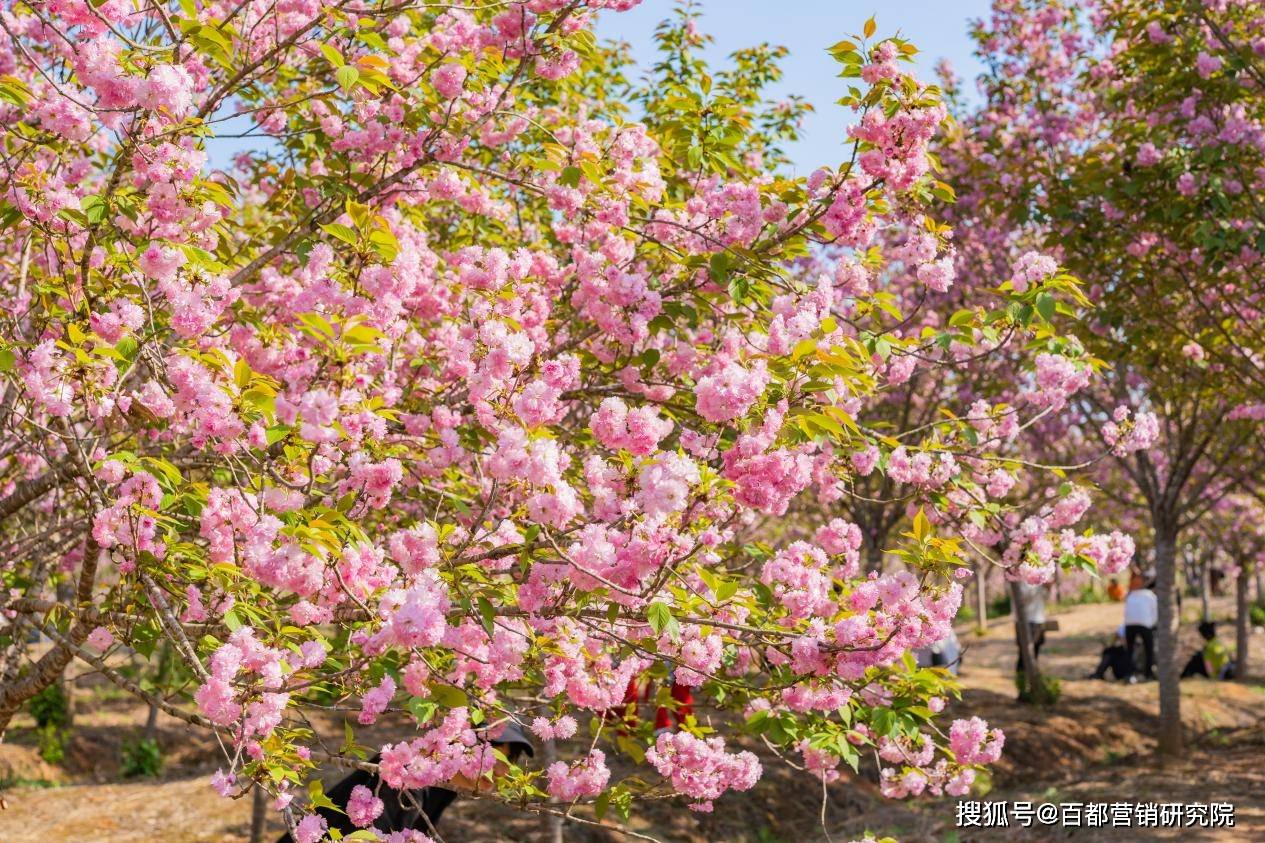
[2,597,1262,843]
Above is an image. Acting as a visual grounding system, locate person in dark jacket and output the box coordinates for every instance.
[1087,626,1132,681]
[1180,621,1236,680]
[278,722,534,842]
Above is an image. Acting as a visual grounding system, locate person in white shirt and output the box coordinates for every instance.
[1122,572,1158,680]
[914,629,962,675]
[1013,581,1048,676]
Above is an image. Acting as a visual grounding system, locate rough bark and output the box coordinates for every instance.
[0,464,74,525]
[1153,529,1183,756]
[0,539,100,736]
[0,623,82,736]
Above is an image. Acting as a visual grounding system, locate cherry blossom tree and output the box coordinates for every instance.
[1193,494,1265,679]
[0,0,1130,836]
[947,0,1265,754]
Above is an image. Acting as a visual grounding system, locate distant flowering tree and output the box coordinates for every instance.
[0,0,1123,835]
[782,206,1144,701]
[948,0,1265,754]
[1192,494,1265,679]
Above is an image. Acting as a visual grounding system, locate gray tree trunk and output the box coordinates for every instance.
[55,581,75,729]
[974,561,988,633]
[1153,530,1183,756]
[541,739,564,843]
[1200,558,1211,622]
[1009,580,1043,701]
[144,701,160,742]
[1236,565,1250,680]
[249,782,269,843]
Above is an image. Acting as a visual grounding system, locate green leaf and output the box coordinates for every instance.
[429,684,468,709]
[647,601,671,634]
[476,596,496,636]
[646,601,679,640]
[406,697,438,724]
[827,39,857,61]
[709,252,732,284]
[359,31,388,52]
[342,719,356,753]
[1035,292,1056,322]
[320,43,345,67]
[336,65,360,91]
[321,223,358,246]
[308,780,343,813]
[81,194,107,225]
[912,508,930,541]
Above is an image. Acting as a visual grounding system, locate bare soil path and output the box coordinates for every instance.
[2,597,1262,842]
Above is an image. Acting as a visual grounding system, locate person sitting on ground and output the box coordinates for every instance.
[277,720,534,842]
[1180,620,1236,680]
[1123,572,1157,682]
[1087,625,1132,681]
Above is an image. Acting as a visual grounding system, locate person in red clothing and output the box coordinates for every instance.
[613,666,694,734]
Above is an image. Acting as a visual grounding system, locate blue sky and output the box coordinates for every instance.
[205,1,991,170]
[595,0,992,173]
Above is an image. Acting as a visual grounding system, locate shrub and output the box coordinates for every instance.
[120,737,164,779]
[1015,672,1062,706]
[28,684,71,765]
[989,593,1013,619]
[35,724,67,764]
[27,683,69,730]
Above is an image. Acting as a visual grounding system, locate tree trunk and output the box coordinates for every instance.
[1236,565,1251,680]
[55,582,76,729]
[864,540,884,575]
[1199,558,1211,623]
[1009,580,1043,701]
[0,538,100,737]
[974,561,988,633]
[1153,530,1182,757]
[249,782,269,843]
[0,623,81,736]
[541,739,564,843]
[144,701,160,742]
